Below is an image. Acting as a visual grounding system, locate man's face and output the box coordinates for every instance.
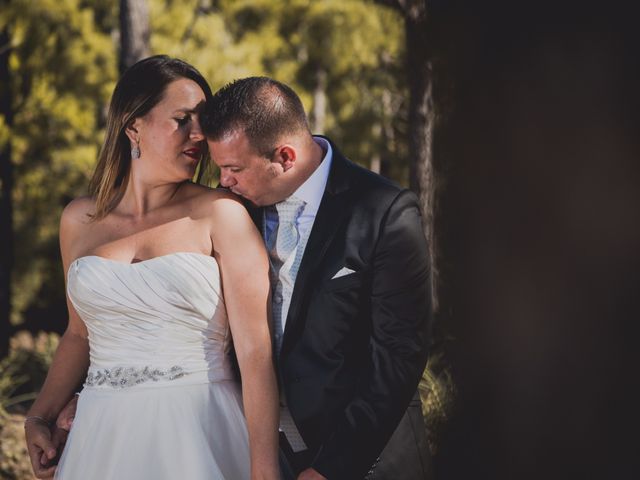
[208,130,282,206]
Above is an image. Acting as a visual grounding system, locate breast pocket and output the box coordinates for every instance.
[323,271,364,292]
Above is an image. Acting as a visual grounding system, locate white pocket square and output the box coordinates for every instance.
[331,267,356,279]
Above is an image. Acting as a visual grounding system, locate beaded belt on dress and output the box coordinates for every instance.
[84,365,188,389]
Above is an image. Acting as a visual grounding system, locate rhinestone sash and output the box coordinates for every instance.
[84,366,188,389]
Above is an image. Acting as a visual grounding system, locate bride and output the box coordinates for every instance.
[23,55,279,480]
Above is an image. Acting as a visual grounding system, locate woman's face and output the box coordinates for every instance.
[133,78,207,182]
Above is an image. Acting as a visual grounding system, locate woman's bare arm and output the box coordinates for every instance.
[211,194,279,480]
[25,200,91,478]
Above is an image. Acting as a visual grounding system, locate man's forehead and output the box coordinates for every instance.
[208,130,249,153]
[208,131,263,165]
[208,143,249,166]
[209,128,247,145]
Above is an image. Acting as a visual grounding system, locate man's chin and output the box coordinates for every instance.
[244,198,261,207]
[229,190,260,206]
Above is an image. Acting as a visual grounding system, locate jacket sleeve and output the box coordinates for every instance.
[312,189,432,479]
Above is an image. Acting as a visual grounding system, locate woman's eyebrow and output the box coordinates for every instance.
[172,101,206,114]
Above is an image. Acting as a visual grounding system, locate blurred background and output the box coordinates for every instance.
[1,0,639,479]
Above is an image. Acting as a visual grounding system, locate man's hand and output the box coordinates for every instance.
[56,394,78,431]
[297,468,327,480]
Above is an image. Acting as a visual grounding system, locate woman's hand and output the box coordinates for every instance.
[24,418,64,479]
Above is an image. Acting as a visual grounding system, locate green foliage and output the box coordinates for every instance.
[3,0,117,328]
[0,332,59,419]
[4,0,408,328]
[149,0,408,174]
[0,355,30,418]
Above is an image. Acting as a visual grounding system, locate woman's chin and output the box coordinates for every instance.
[182,164,198,180]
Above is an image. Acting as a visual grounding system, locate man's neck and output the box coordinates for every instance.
[279,137,325,200]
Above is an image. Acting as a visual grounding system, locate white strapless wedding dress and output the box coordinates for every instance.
[55,252,250,479]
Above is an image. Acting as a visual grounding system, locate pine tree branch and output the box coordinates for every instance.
[373,0,404,14]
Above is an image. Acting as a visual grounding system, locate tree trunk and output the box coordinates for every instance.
[371,96,393,177]
[375,3,449,466]
[397,1,438,311]
[379,88,395,178]
[119,0,150,73]
[371,123,382,173]
[374,0,437,309]
[0,28,13,358]
[309,66,327,134]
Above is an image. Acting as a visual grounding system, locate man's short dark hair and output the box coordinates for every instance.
[202,77,310,157]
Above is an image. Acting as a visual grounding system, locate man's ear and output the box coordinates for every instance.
[124,117,142,145]
[275,145,297,172]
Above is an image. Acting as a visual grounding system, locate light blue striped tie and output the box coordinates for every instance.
[268,196,306,354]
[267,196,309,452]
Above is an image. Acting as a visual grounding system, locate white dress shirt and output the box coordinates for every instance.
[262,136,332,452]
[264,136,333,331]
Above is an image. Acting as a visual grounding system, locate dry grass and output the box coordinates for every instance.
[0,332,59,480]
[419,351,456,454]
[0,414,36,480]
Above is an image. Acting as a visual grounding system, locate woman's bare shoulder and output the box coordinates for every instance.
[59,197,98,261]
[60,196,96,227]
[183,183,247,216]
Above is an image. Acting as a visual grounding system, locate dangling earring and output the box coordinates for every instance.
[131,141,140,160]
[131,145,140,159]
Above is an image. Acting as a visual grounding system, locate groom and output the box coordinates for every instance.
[203,77,432,480]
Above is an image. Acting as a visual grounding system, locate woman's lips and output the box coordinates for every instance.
[183,148,201,159]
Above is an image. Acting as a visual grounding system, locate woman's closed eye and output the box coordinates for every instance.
[174,115,190,126]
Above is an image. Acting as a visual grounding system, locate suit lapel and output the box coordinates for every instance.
[280,141,353,355]
[246,202,263,232]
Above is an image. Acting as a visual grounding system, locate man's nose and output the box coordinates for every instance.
[220,172,235,187]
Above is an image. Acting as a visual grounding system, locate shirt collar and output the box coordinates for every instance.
[290,136,332,211]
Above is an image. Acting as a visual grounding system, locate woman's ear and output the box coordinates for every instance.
[124,117,141,146]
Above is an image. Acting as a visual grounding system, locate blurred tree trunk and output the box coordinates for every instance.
[377,0,437,310]
[309,66,327,134]
[370,123,382,173]
[0,27,13,357]
[119,0,150,73]
[379,88,395,178]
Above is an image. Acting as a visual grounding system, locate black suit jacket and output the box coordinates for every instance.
[251,138,431,479]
